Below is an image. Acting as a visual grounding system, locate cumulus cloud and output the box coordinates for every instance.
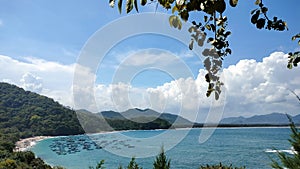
[0,55,75,106]
[222,52,300,117]
[0,52,299,122]
[93,52,300,121]
[20,73,43,93]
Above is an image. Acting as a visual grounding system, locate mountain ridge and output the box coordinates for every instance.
[220,112,300,125]
[98,108,194,127]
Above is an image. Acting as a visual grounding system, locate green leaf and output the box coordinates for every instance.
[225,31,231,37]
[205,24,211,30]
[204,16,208,22]
[206,90,212,97]
[203,57,211,70]
[141,0,147,6]
[292,33,300,41]
[179,10,189,22]
[178,18,182,30]
[202,49,210,57]
[255,0,261,5]
[205,73,211,82]
[169,15,175,27]
[251,11,260,24]
[172,5,178,14]
[118,0,123,13]
[198,39,204,47]
[126,0,133,13]
[109,0,115,7]
[215,92,219,100]
[207,37,214,43]
[225,48,232,54]
[261,7,268,14]
[229,0,238,7]
[251,9,257,15]
[189,39,194,50]
[210,24,216,32]
[134,0,139,12]
[169,15,182,30]
[256,18,265,29]
[287,63,293,69]
[215,0,226,14]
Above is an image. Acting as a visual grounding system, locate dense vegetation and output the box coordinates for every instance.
[0,82,84,138]
[106,117,171,130]
[0,82,84,169]
[77,109,172,133]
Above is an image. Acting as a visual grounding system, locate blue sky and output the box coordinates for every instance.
[0,0,299,65]
[0,0,299,122]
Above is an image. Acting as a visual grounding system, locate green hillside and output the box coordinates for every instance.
[0,82,84,138]
[76,109,172,132]
[0,82,86,168]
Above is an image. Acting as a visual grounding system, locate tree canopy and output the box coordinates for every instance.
[0,82,84,138]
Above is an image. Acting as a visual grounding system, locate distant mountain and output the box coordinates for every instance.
[0,82,84,138]
[220,112,300,125]
[78,109,172,132]
[122,108,159,119]
[100,110,124,119]
[99,108,194,127]
[76,109,113,133]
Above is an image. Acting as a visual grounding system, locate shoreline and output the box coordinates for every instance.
[14,136,53,152]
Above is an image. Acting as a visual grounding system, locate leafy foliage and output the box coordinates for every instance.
[271,116,300,169]
[199,163,245,169]
[0,130,64,169]
[250,0,288,31]
[287,33,300,69]
[0,82,84,138]
[0,82,86,169]
[127,157,143,169]
[89,160,105,169]
[108,0,297,100]
[106,117,172,130]
[77,110,172,133]
[116,157,143,169]
[153,147,171,169]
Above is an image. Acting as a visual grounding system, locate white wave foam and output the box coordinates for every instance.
[265,148,296,155]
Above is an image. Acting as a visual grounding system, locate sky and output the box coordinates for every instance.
[0,0,299,122]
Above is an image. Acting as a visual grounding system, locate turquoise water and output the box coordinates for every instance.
[30,128,291,169]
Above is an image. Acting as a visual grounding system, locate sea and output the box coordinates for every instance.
[30,127,292,169]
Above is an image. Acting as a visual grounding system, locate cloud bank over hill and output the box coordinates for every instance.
[0,51,299,122]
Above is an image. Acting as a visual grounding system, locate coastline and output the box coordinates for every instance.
[14,136,53,152]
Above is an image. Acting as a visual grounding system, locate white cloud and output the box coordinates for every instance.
[20,72,43,93]
[222,52,300,117]
[0,55,75,106]
[119,49,184,67]
[1,52,299,122]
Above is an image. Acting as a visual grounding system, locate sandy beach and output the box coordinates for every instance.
[14,136,52,152]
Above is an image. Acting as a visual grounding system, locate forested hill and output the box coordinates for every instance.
[0,82,84,138]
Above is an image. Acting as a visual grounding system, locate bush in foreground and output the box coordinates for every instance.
[271,116,300,169]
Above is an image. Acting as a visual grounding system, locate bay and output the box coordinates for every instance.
[30,127,291,169]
